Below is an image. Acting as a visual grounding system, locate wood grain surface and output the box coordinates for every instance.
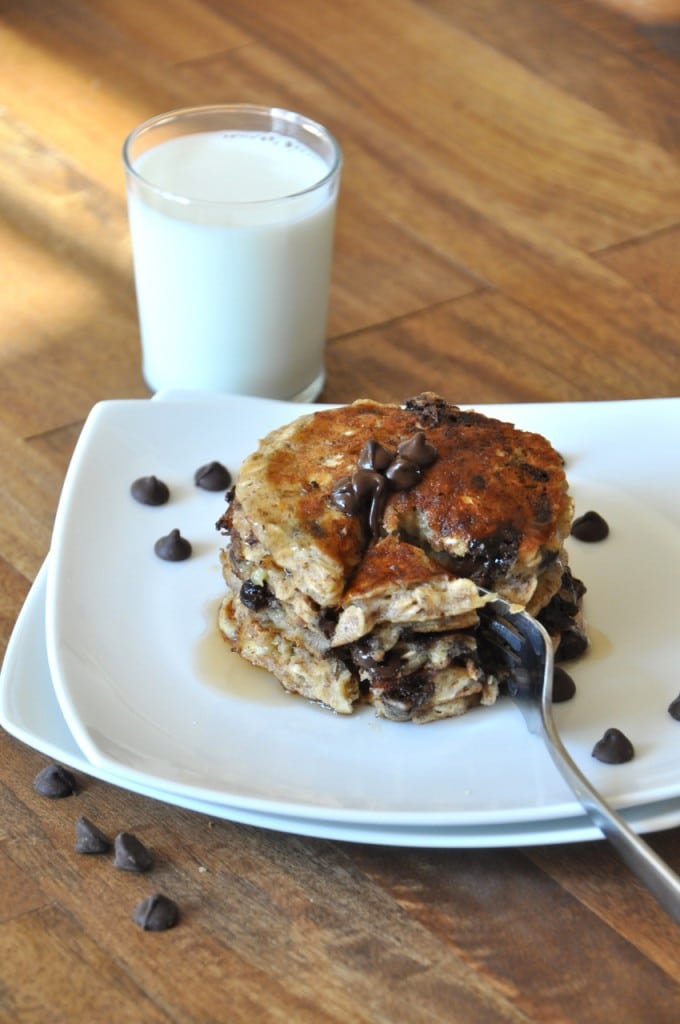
[0,2,678,1021]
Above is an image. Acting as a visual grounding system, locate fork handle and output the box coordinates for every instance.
[540,712,680,927]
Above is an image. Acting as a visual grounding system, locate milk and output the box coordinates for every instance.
[125,126,340,399]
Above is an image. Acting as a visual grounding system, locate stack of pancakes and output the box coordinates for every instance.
[216,394,587,722]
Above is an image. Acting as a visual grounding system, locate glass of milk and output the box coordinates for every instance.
[122,105,342,401]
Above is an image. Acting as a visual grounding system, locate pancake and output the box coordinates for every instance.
[216,393,587,722]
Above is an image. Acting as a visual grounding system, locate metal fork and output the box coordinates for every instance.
[480,597,680,927]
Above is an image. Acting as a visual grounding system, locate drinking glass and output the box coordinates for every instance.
[123,104,342,401]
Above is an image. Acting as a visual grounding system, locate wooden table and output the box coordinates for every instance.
[1,2,679,1020]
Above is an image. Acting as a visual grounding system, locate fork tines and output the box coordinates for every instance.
[478,599,546,699]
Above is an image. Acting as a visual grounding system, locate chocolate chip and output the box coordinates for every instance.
[365,476,388,537]
[350,645,404,681]
[538,569,588,646]
[335,469,387,537]
[114,832,153,872]
[380,673,435,721]
[133,893,179,931]
[194,461,231,492]
[74,816,112,854]
[592,727,634,764]
[571,510,609,542]
[330,475,359,515]
[130,475,170,506]
[154,528,192,561]
[384,455,422,490]
[331,425,437,538]
[404,392,449,428]
[551,666,576,703]
[358,440,394,473]
[397,431,438,468]
[466,523,520,583]
[33,764,78,798]
[556,625,589,661]
[349,467,379,500]
[668,694,680,721]
[240,580,271,610]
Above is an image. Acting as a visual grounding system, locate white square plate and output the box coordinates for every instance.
[44,395,680,826]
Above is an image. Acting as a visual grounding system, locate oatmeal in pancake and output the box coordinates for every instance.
[216,393,587,722]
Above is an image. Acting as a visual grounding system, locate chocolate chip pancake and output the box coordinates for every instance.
[216,393,587,722]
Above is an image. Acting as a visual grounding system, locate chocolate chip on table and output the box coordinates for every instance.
[133,893,179,931]
[33,763,78,798]
[194,461,231,492]
[114,832,153,872]
[130,475,170,506]
[668,694,680,721]
[570,510,609,542]
[551,666,576,703]
[74,816,112,854]
[154,528,192,561]
[592,727,634,764]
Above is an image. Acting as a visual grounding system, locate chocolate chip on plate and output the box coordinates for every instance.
[668,694,680,721]
[114,832,153,872]
[33,764,78,798]
[570,510,609,542]
[74,816,112,854]
[130,475,170,506]
[556,625,589,662]
[133,893,179,932]
[592,727,634,764]
[551,666,576,703]
[194,461,231,492]
[154,528,192,561]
